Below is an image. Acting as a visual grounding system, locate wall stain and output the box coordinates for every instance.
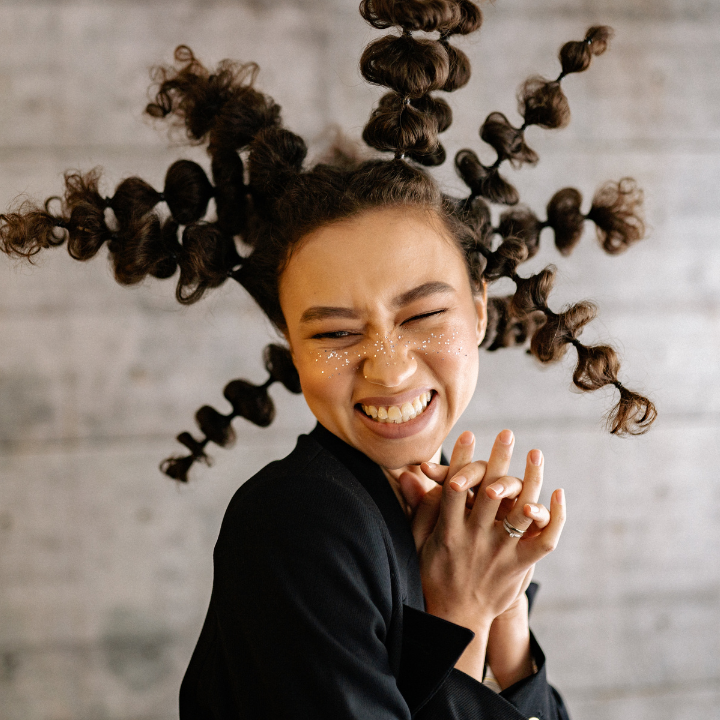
[0,652,19,682]
[0,373,54,442]
[101,608,173,691]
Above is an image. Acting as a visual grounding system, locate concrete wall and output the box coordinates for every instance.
[1,1,718,718]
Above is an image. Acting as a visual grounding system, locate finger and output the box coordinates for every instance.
[485,475,523,501]
[446,431,475,485]
[465,487,476,509]
[396,471,432,513]
[469,429,514,528]
[504,449,544,533]
[420,462,449,484]
[451,461,487,509]
[495,496,515,518]
[437,431,476,529]
[482,429,515,487]
[523,503,550,529]
[409,484,443,552]
[453,460,487,490]
[521,488,566,563]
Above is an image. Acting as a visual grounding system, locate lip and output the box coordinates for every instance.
[354,390,438,439]
[355,387,434,408]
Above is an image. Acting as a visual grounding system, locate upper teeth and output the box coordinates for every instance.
[362,392,432,424]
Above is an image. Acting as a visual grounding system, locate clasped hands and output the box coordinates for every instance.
[395,429,566,688]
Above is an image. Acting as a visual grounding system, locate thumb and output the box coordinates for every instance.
[396,470,430,513]
[398,471,442,551]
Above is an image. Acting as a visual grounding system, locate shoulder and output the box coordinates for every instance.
[217,432,390,555]
[213,433,397,614]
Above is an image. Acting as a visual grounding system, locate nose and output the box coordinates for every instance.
[361,336,417,388]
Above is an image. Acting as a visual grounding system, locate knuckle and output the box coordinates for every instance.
[493,445,513,460]
[440,526,458,550]
[498,476,522,497]
[525,467,543,483]
[540,539,558,553]
[471,460,488,474]
[467,462,487,484]
[453,445,474,462]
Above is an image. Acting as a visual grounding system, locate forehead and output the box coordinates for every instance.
[279,206,467,312]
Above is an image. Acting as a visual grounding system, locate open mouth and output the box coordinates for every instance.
[358,391,434,425]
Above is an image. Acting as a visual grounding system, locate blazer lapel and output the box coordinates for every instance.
[308,424,475,716]
[309,423,420,600]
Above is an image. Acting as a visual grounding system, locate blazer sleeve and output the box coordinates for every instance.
[401,604,570,720]
[212,465,414,720]
[413,632,571,720]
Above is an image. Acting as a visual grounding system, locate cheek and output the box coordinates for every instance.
[410,323,477,366]
[301,348,363,381]
[411,322,480,403]
[294,348,361,410]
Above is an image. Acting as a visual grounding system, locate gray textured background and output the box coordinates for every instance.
[1,1,719,719]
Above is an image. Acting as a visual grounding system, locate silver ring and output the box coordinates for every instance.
[503,517,525,538]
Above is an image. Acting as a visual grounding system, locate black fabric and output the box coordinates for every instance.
[179,422,570,720]
[398,606,475,714]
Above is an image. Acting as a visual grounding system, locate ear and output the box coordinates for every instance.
[474,282,488,346]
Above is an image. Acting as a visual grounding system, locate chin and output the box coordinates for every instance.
[356,434,441,471]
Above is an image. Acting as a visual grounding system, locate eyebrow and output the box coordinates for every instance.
[392,281,454,309]
[299,281,455,324]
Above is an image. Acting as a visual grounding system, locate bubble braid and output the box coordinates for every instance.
[0,4,655,481]
[455,26,614,205]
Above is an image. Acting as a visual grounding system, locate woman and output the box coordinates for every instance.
[0,0,655,717]
[178,200,569,718]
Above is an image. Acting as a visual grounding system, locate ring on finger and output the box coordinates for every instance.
[502,517,526,538]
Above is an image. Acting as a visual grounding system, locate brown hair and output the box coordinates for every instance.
[0,4,655,481]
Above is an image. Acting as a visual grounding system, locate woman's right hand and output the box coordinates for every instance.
[405,429,566,680]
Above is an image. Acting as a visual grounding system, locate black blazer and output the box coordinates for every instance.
[180,423,570,720]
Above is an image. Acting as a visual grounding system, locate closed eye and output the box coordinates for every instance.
[311,310,447,339]
[402,309,447,325]
[311,330,359,340]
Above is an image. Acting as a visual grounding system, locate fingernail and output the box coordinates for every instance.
[451,476,467,490]
[424,462,437,469]
[498,429,513,445]
[488,482,505,498]
[526,503,539,516]
[556,488,565,505]
[530,449,542,466]
[459,431,474,446]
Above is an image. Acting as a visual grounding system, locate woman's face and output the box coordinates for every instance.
[279,206,486,470]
